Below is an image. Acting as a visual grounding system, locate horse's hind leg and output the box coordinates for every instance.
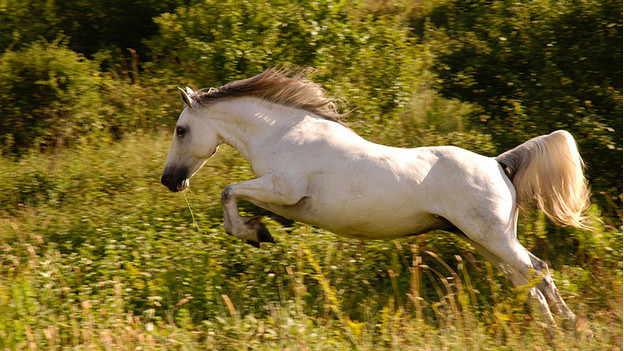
[465,229,589,338]
[526,251,577,329]
[452,208,578,331]
[455,233,557,329]
[484,234,576,329]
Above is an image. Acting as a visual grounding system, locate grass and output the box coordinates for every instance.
[0,133,621,349]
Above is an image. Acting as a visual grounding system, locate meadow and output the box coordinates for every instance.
[0,0,621,349]
[0,132,621,349]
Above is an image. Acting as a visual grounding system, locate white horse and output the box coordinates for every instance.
[161,67,590,331]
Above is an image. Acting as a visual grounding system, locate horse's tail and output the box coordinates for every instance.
[496,130,590,228]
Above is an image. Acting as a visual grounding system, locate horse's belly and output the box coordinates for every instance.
[325,211,450,239]
[257,199,449,240]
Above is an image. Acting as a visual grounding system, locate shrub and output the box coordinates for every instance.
[0,40,108,155]
[148,0,424,124]
[417,0,623,199]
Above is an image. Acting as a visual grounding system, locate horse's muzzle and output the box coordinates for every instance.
[161,169,188,192]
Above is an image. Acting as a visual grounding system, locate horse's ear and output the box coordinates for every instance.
[178,87,193,109]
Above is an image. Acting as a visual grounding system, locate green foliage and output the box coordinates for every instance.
[0,0,190,56]
[95,53,183,137]
[0,40,181,155]
[0,0,59,51]
[417,0,623,197]
[0,0,621,348]
[0,136,621,348]
[0,40,107,154]
[148,0,426,124]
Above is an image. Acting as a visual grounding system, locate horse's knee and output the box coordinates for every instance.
[528,254,548,272]
[221,185,233,203]
[527,255,556,289]
[527,257,557,296]
[529,255,578,324]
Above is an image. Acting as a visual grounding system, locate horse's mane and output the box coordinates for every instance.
[192,67,347,124]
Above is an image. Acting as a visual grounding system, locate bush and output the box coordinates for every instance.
[0,40,108,154]
[416,0,623,199]
[148,0,425,125]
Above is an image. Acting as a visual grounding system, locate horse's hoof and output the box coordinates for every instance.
[245,216,276,246]
[256,222,275,244]
[245,240,261,248]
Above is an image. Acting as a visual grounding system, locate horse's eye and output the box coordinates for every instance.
[176,126,187,137]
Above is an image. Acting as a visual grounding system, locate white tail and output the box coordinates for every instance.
[496,130,591,228]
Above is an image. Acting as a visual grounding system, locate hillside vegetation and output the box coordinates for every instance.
[0,0,621,349]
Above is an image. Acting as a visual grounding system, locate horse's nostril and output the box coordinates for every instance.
[161,169,187,192]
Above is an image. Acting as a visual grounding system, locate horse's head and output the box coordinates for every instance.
[161,88,221,192]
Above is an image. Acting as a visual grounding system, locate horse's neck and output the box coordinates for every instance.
[210,97,307,161]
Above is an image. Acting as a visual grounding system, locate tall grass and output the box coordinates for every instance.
[0,133,621,349]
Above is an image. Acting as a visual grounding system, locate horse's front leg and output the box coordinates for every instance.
[221,174,306,247]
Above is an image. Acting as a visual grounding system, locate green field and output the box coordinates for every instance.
[0,0,621,349]
[0,134,621,349]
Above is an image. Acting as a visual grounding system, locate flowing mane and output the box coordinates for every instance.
[192,67,346,123]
